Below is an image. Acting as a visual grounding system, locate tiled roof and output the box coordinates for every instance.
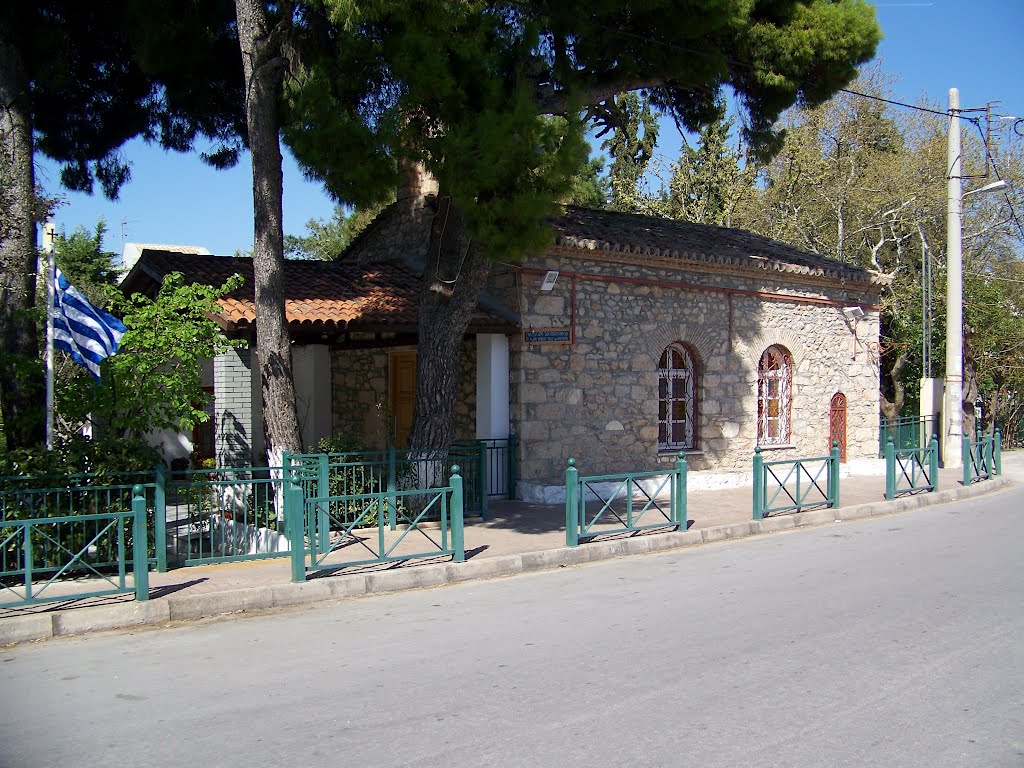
[122,250,514,333]
[551,206,886,286]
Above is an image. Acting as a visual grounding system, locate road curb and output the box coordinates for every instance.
[2,475,1014,646]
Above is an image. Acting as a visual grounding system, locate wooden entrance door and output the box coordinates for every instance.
[390,350,417,447]
[829,392,848,462]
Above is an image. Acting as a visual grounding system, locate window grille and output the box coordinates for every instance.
[658,343,696,450]
[758,345,792,445]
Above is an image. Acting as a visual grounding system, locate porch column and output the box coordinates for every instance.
[292,344,333,451]
[476,334,510,439]
[214,346,254,467]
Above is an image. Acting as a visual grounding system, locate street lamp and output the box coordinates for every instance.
[942,88,1010,468]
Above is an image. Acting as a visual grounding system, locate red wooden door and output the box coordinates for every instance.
[829,392,848,462]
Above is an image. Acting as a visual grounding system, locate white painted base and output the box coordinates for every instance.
[208,516,291,556]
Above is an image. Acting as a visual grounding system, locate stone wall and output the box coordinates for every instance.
[509,251,882,498]
[331,342,478,448]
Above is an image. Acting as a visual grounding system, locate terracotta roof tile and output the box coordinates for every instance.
[123,251,514,332]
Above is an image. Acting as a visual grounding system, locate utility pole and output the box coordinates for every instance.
[943,88,964,469]
[42,221,56,451]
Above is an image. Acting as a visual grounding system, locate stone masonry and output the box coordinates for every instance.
[332,342,477,449]
[505,249,882,500]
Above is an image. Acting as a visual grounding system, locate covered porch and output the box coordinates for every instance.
[120,248,518,471]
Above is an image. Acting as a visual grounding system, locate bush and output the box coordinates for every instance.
[0,435,160,579]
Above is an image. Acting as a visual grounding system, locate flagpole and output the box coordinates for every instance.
[42,221,56,451]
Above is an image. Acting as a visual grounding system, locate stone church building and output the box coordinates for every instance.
[123,199,885,501]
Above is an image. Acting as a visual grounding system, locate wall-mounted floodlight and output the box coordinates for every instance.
[540,270,559,291]
[842,306,865,320]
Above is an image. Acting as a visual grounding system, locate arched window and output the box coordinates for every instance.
[658,343,697,451]
[758,345,793,445]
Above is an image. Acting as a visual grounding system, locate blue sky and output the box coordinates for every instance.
[36,1,1024,257]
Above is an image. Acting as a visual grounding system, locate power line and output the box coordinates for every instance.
[593,22,984,124]
[837,87,979,123]
[583,22,1024,249]
[969,120,1024,240]
[966,272,1024,285]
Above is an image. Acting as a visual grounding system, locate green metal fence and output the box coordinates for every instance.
[0,444,502,603]
[287,464,464,580]
[0,471,159,565]
[884,435,939,499]
[962,428,1001,485]
[288,445,489,528]
[163,466,292,567]
[878,415,937,457]
[1,485,149,607]
[454,437,516,499]
[564,455,688,547]
[753,443,841,520]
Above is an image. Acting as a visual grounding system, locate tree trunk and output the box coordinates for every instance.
[0,24,44,449]
[235,0,302,463]
[879,348,908,419]
[962,358,979,438]
[407,195,492,457]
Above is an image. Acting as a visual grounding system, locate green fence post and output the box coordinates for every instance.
[983,429,993,479]
[995,428,1002,475]
[829,440,841,509]
[565,458,579,547]
[752,447,764,521]
[154,462,167,572]
[132,485,150,601]
[674,452,688,529]
[387,446,397,530]
[282,450,292,528]
[476,440,489,522]
[317,453,329,556]
[928,435,939,492]
[962,433,971,486]
[884,436,896,500]
[283,454,306,583]
[508,434,517,500]
[23,523,33,602]
[450,465,465,563]
[976,427,986,479]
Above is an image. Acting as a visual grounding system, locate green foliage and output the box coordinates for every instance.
[603,92,660,213]
[314,433,391,528]
[0,434,159,480]
[55,272,245,442]
[727,64,1024,425]
[315,433,366,455]
[0,434,160,576]
[285,203,388,260]
[562,156,607,209]
[54,221,120,294]
[19,2,244,197]
[664,106,753,226]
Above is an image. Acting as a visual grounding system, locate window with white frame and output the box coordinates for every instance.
[758,345,792,445]
[658,343,697,450]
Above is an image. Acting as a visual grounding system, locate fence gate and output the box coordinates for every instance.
[829,393,847,463]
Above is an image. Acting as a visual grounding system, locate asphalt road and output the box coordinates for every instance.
[2,483,1022,768]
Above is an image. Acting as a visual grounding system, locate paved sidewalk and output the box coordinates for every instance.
[2,452,1019,645]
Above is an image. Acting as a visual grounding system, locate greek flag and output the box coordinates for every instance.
[53,268,127,381]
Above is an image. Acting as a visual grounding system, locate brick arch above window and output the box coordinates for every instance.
[641,323,718,368]
[738,329,805,373]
